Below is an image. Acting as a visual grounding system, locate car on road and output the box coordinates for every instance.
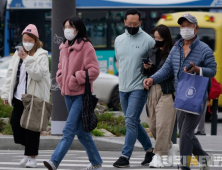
[0,56,120,110]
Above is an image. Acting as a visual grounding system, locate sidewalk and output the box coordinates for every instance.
[0,135,222,152]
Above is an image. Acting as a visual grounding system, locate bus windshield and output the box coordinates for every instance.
[168,27,215,51]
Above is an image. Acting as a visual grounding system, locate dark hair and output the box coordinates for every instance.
[63,16,91,44]
[125,9,141,20]
[153,24,174,59]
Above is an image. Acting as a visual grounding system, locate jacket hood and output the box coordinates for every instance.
[125,27,143,36]
[34,48,48,56]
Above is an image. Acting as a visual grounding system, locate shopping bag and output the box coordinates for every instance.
[21,80,52,132]
[174,72,209,115]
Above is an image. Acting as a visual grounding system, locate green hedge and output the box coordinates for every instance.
[0,99,13,118]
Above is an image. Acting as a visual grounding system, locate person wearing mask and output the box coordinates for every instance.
[143,13,216,170]
[141,24,179,168]
[43,16,103,170]
[113,9,155,168]
[1,24,50,168]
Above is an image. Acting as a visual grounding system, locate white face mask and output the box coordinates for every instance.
[64,29,77,41]
[180,27,196,40]
[23,42,35,51]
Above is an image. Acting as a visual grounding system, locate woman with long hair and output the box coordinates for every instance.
[1,24,50,168]
[43,16,103,170]
[141,24,178,168]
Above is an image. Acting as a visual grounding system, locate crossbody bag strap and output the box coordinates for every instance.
[40,80,46,131]
[25,80,36,129]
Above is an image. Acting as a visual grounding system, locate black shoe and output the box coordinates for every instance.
[113,157,130,168]
[141,151,155,165]
[194,131,206,135]
[177,165,191,170]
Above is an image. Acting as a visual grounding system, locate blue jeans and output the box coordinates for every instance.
[51,95,103,167]
[120,90,152,158]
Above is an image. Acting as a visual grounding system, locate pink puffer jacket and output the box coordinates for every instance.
[56,40,100,96]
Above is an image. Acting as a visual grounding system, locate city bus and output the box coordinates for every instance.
[0,0,222,75]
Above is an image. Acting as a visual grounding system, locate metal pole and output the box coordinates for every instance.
[51,0,76,135]
[211,98,218,135]
[171,117,177,144]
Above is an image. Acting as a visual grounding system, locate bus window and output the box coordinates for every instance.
[168,27,215,51]
[44,23,51,51]
[109,11,125,21]
[111,23,125,47]
[86,23,107,48]
[78,10,108,22]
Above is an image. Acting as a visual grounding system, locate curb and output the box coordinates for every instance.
[0,135,143,151]
[1,135,222,152]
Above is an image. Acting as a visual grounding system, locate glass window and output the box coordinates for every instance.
[109,11,125,21]
[111,23,125,47]
[86,23,107,48]
[109,10,146,21]
[44,23,51,51]
[168,27,215,51]
[45,12,51,20]
[77,11,108,22]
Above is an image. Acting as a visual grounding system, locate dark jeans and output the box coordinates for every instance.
[119,90,152,158]
[177,110,209,169]
[10,97,40,156]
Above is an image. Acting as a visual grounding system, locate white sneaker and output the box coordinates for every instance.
[167,144,179,165]
[19,156,29,166]
[25,158,38,168]
[43,160,57,170]
[81,163,103,170]
[149,154,164,168]
[199,155,213,170]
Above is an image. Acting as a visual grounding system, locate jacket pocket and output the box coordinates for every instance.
[56,75,63,89]
[68,75,82,92]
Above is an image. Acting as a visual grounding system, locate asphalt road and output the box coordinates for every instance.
[0,150,222,170]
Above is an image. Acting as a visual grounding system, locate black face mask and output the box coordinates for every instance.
[126,26,139,35]
[155,40,165,47]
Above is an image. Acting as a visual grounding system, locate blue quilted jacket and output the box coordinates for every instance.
[151,36,217,89]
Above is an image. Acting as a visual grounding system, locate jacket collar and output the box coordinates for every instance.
[175,36,200,50]
[125,27,143,36]
[150,47,158,53]
[59,40,85,51]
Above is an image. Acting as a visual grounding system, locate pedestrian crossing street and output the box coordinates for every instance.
[0,150,221,170]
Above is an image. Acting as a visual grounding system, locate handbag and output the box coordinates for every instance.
[20,80,52,132]
[82,70,98,132]
[174,72,209,115]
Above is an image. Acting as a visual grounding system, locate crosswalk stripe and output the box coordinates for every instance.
[0,168,71,170]
[0,153,21,155]
[13,158,181,164]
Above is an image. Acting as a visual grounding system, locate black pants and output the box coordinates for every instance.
[177,110,209,169]
[10,97,40,156]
